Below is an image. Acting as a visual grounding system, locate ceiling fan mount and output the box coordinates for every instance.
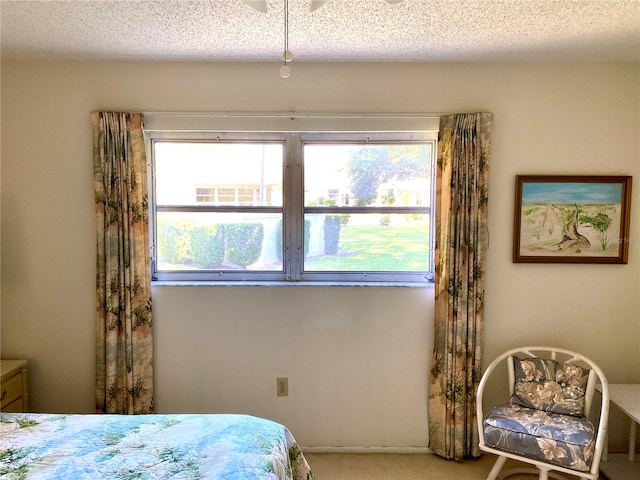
[243,0,405,14]
[241,0,406,78]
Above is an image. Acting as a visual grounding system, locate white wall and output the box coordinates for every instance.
[1,61,638,450]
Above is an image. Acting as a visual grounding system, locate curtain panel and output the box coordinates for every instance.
[428,113,493,459]
[92,112,153,414]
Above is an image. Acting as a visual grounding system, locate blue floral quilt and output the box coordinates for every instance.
[0,413,314,479]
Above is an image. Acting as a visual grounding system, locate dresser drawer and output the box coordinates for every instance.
[1,372,23,409]
[2,397,25,413]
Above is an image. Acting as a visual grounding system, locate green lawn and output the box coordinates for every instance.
[305,224,430,271]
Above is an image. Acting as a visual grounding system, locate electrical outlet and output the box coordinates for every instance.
[276,377,288,397]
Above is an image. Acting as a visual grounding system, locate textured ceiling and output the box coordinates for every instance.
[1,0,639,63]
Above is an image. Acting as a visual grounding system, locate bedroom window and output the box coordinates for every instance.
[149,130,435,284]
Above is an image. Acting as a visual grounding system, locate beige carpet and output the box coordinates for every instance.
[304,453,605,480]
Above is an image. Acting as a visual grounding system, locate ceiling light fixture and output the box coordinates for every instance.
[280,0,292,78]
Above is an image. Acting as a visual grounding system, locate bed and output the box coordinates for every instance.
[0,412,314,479]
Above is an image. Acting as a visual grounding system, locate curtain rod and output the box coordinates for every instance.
[142,111,443,120]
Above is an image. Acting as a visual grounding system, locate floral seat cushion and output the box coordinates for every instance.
[511,356,590,417]
[484,403,595,472]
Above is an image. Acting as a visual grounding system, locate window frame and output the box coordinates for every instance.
[147,124,436,285]
[298,132,434,283]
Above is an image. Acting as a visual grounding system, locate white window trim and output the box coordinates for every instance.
[144,111,439,134]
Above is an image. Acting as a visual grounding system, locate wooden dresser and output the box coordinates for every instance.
[1,359,29,412]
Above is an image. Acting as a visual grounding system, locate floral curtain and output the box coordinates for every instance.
[92,112,153,414]
[428,113,493,459]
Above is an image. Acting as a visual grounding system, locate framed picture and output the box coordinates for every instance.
[513,175,632,264]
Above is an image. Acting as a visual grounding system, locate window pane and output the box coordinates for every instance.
[195,187,216,203]
[304,144,431,207]
[156,212,283,271]
[303,213,430,272]
[155,142,283,206]
[237,188,254,205]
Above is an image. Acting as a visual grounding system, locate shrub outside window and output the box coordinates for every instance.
[149,131,435,284]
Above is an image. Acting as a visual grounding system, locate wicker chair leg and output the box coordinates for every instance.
[487,455,507,480]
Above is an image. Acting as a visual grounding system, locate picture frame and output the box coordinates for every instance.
[513,175,632,264]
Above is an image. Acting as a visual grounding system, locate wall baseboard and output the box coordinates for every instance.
[301,446,432,454]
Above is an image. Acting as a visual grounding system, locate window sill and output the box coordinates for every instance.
[152,280,433,288]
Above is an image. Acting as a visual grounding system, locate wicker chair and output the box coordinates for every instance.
[476,346,609,480]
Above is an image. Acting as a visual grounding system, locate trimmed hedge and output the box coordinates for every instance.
[157,221,270,269]
[225,223,264,268]
[189,224,225,268]
[324,215,341,255]
[157,220,193,264]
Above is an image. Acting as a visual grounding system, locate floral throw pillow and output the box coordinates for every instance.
[510,356,590,417]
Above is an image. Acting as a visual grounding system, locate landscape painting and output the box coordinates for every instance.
[513,175,632,264]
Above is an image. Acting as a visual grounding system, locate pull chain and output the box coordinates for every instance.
[280,0,292,78]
